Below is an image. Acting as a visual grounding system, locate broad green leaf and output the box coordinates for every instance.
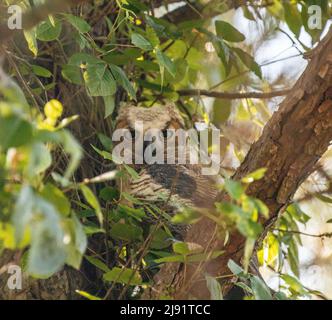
[150,228,172,249]
[110,222,143,242]
[228,259,244,276]
[224,179,244,200]
[55,130,82,182]
[65,214,87,269]
[40,183,70,216]
[84,64,116,97]
[215,20,245,42]
[283,2,302,38]
[85,255,111,273]
[80,185,103,225]
[250,275,273,300]
[0,115,33,149]
[252,198,269,218]
[36,19,62,41]
[62,64,83,85]
[24,28,38,56]
[103,267,142,285]
[206,275,223,300]
[242,168,267,183]
[145,25,160,47]
[173,242,190,255]
[281,274,304,294]
[242,6,255,21]
[64,14,91,33]
[212,99,232,124]
[124,164,140,180]
[233,47,262,79]
[31,65,52,78]
[131,33,153,51]
[156,49,176,78]
[27,142,52,177]
[26,198,67,277]
[103,95,115,118]
[109,64,136,100]
[316,194,332,204]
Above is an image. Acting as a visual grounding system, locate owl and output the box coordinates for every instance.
[114,102,218,238]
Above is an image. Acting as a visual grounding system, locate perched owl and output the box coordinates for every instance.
[113,102,218,237]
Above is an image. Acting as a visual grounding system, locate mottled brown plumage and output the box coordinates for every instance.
[114,103,218,236]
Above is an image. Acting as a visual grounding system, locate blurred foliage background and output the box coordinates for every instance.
[0,0,332,300]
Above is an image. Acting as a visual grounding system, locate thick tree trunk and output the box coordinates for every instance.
[150,27,332,299]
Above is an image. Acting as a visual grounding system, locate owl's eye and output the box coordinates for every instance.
[124,129,138,140]
[160,129,174,139]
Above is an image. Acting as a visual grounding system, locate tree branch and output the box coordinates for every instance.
[177,88,291,99]
[151,26,332,300]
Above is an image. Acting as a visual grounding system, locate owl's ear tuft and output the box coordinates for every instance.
[164,102,185,127]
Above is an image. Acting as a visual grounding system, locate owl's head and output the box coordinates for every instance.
[115,102,185,134]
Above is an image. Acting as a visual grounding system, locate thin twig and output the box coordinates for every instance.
[177,89,291,100]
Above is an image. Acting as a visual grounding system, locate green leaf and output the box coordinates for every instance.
[224,179,244,200]
[156,49,176,78]
[233,47,262,79]
[283,2,302,38]
[316,194,332,204]
[23,197,67,278]
[85,256,111,273]
[103,95,115,118]
[62,64,83,85]
[173,242,191,255]
[215,20,245,42]
[80,185,103,225]
[242,6,255,21]
[24,28,38,56]
[40,183,70,217]
[103,267,142,285]
[27,142,52,177]
[206,275,223,300]
[150,228,172,249]
[212,99,232,124]
[64,14,91,33]
[54,130,82,182]
[84,64,116,97]
[131,33,153,51]
[31,65,52,78]
[36,19,62,41]
[242,168,267,183]
[109,64,136,100]
[228,258,244,277]
[250,276,273,300]
[110,222,143,242]
[124,164,140,180]
[288,238,299,277]
[243,237,256,272]
[0,115,33,149]
[281,274,304,294]
[252,198,269,218]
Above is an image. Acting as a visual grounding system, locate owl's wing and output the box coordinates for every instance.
[130,164,218,210]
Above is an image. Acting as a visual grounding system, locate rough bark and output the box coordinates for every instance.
[0,251,87,300]
[151,26,332,299]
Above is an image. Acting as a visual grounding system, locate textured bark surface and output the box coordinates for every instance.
[151,27,332,299]
[0,251,87,300]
